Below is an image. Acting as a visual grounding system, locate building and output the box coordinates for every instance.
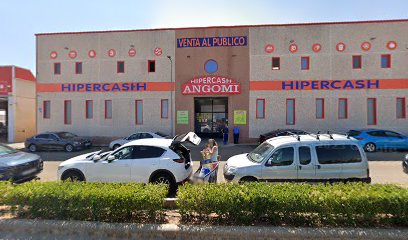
[0,66,36,142]
[36,19,408,143]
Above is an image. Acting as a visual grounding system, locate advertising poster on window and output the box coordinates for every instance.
[177,111,189,124]
[234,110,247,125]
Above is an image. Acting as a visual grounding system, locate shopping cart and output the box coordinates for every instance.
[192,156,220,183]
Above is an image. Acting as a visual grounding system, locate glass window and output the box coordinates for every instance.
[256,99,265,119]
[127,134,140,140]
[397,98,406,119]
[56,132,77,138]
[248,142,275,163]
[148,60,155,72]
[338,98,348,119]
[105,100,112,119]
[64,100,72,125]
[141,133,153,138]
[75,62,82,74]
[347,130,361,137]
[367,131,385,137]
[352,55,362,69]
[316,98,324,119]
[272,57,280,70]
[301,57,310,70]
[0,144,18,156]
[316,145,362,164]
[136,100,143,124]
[367,98,377,125]
[36,134,49,139]
[86,100,93,119]
[381,54,391,68]
[133,146,165,159]
[43,101,51,119]
[161,99,168,118]
[299,146,312,165]
[54,63,61,75]
[384,131,401,138]
[117,61,125,73]
[286,99,295,125]
[267,147,294,166]
[113,146,134,160]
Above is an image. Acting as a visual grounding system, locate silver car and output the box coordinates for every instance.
[0,144,43,182]
[109,132,167,150]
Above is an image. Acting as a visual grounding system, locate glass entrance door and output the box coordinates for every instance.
[194,97,228,138]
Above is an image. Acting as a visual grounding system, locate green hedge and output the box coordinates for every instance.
[0,181,167,222]
[177,183,408,226]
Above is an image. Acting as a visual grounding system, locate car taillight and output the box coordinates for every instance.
[173,159,184,163]
[356,138,363,140]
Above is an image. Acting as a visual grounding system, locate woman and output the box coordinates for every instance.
[207,139,219,162]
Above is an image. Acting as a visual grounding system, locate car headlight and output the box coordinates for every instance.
[225,167,237,175]
[405,154,408,161]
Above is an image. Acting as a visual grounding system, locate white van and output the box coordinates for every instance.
[224,134,371,183]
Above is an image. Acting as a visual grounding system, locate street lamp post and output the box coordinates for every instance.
[167,56,174,136]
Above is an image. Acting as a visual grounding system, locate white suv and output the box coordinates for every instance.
[57,132,200,189]
[224,133,371,183]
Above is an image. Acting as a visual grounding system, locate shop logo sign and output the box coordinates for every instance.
[177,36,247,48]
[182,76,241,95]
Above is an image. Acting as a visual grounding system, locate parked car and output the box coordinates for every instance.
[347,129,408,152]
[224,133,370,183]
[259,129,308,143]
[109,132,167,150]
[57,132,201,189]
[25,132,92,152]
[403,154,408,174]
[0,144,43,182]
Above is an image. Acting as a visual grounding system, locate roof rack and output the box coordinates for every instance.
[312,131,350,140]
[307,131,320,140]
[282,131,301,141]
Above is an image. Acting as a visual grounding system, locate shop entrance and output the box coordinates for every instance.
[194,97,228,138]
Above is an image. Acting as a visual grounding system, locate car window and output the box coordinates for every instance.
[0,145,18,156]
[316,145,362,164]
[128,134,140,140]
[56,132,77,138]
[347,130,361,137]
[299,146,311,165]
[155,132,167,137]
[367,131,385,137]
[267,147,294,166]
[36,134,49,139]
[133,146,165,159]
[113,146,134,160]
[49,134,59,141]
[384,131,400,137]
[141,133,153,138]
[248,142,275,163]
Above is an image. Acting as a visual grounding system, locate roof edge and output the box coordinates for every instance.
[35,18,408,37]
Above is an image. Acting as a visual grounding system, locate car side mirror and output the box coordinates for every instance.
[107,155,116,163]
[92,155,101,162]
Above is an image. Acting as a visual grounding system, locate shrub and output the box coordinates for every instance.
[0,181,167,222]
[177,183,408,226]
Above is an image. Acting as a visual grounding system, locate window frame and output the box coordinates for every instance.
[43,100,51,119]
[135,100,143,125]
[298,146,312,165]
[286,98,296,125]
[338,98,348,119]
[117,61,125,73]
[381,54,391,68]
[54,62,61,75]
[75,62,83,74]
[105,100,112,119]
[367,98,377,125]
[352,55,362,69]
[265,147,295,167]
[256,98,265,119]
[161,99,169,119]
[85,100,93,119]
[396,97,406,119]
[315,98,325,119]
[148,60,156,73]
[301,56,310,70]
[64,100,72,125]
[272,57,280,70]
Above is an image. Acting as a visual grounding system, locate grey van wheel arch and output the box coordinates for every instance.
[239,176,258,183]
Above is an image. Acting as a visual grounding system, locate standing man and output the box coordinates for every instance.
[222,123,229,145]
[233,126,240,144]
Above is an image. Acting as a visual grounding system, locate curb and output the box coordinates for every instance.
[0,219,408,239]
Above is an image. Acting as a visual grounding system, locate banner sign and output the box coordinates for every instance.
[177,111,189,124]
[182,76,241,95]
[234,110,247,125]
[250,79,408,91]
[37,82,174,93]
[177,36,247,48]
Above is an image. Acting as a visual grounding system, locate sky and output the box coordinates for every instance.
[0,0,407,73]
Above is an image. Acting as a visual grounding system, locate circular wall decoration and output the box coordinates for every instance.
[108,49,116,57]
[264,44,275,53]
[88,50,96,58]
[312,43,322,53]
[361,41,371,51]
[204,59,218,74]
[387,41,397,50]
[128,48,137,57]
[336,42,346,52]
[289,43,298,53]
[50,51,58,59]
[68,50,77,59]
[154,47,163,56]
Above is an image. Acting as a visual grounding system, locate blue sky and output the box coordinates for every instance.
[0,0,407,73]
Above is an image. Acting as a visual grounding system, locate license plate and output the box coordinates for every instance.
[21,168,37,176]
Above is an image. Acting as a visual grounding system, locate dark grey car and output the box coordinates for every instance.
[0,144,43,182]
[25,132,92,152]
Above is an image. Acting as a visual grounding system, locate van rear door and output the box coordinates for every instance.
[314,144,342,180]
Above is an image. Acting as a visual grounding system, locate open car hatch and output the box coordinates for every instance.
[171,132,201,148]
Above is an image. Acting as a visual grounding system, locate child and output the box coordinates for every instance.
[200,144,212,161]
[198,144,212,178]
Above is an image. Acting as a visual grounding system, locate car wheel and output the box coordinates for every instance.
[28,144,37,152]
[364,143,376,152]
[65,144,74,152]
[61,170,84,182]
[113,144,121,150]
[239,176,258,183]
[151,172,176,192]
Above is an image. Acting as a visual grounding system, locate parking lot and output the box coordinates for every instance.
[21,144,408,186]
